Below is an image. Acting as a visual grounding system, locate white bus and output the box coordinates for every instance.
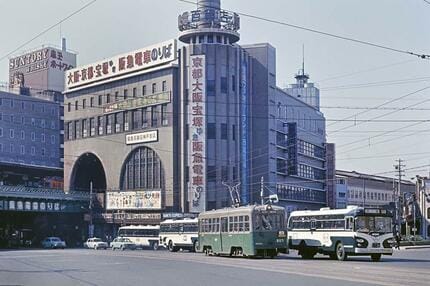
[288,206,394,262]
[117,225,160,250]
[159,218,199,252]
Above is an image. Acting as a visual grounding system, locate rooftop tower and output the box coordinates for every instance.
[178,0,240,44]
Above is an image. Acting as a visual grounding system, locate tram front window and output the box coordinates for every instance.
[356,216,392,233]
[255,212,283,231]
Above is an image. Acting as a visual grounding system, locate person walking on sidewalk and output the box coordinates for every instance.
[395,232,401,250]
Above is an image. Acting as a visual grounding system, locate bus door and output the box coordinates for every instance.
[345,216,354,231]
[220,217,228,253]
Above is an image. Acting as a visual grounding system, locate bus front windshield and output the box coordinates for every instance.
[355,216,392,233]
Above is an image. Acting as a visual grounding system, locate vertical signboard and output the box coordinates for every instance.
[240,57,249,204]
[188,55,206,213]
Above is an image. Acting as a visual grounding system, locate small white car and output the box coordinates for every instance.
[41,237,66,249]
[85,238,108,250]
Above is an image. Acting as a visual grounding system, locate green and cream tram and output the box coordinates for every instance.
[197,205,288,258]
[288,206,394,262]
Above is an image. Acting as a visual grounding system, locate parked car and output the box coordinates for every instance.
[110,237,136,251]
[85,238,108,250]
[41,237,66,249]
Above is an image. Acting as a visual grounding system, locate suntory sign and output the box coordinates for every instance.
[66,39,177,89]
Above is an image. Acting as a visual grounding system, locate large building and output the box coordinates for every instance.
[0,42,85,248]
[63,0,331,236]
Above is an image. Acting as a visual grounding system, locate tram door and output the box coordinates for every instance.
[220,217,228,253]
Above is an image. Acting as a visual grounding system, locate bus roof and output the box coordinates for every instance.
[160,218,198,224]
[118,225,160,229]
[290,206,362,217]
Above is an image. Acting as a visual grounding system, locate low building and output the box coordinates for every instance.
[335,170,415,209]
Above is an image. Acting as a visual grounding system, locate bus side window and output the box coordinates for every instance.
[345,217,353,230]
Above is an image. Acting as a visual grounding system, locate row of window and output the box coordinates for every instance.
[289,217,346,230]
[66,105,169,141]
[348,189,393,202]
[67,81,168,112]
[204,123,235,140]
[275,104,324,135]
[0,143,52,157]
[0,113,57,129]
[297,139,325,159]
[0,98,57,115]
[0,128,56,143]
[199,216,251,233]
[189,166,238,183]
[277,184,326,203]
[117,229,159,237]
[159,223,198,233]
[297,164,325,180]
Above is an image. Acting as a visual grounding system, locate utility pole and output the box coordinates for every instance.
[260,177,264,205]
[362,177,366,208]
[89,181,93,238]
[394,159,405,235]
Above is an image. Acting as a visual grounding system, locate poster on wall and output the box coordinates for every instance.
[106,190,162,210]
[188,54,206,213]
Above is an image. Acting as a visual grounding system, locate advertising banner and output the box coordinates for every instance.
[106,190,162,210]
[188,54,206,213]
[126,130,158,145]
[66,39,177,89]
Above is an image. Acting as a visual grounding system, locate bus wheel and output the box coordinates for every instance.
[192,241,198,253]
[371,254,381,262]
[336,242,347,261]
[168,241,178,252]
[152,241,159,251]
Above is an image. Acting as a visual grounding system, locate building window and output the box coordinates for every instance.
[75,101,78,110]
[0,113,2,121]
[162,81,167,92]
[161,104,168,126]
[115,92,119,102]
[32,103,35,111]
[221,77,228,93]
[124,112,129,131]
[41,133,45,142]
[51,121,55,129]
[21,131,24,139]
[208,35,214,43]
[41,148,46,156]
[10,99,14,108]
[31,118,35,126]
[142,85,147,96]
[41,119,45,128]
[107,115,113,134]
[90,118,96,136]
[232,75,236,91]
[0,144,2,152]
[98,116,104,135]
[152,83,157,94]
[221,123,228,140]
[207,166,216,182]
[133,87,137,98]
[83,119,88,137]
[151,106,158,127]
[106,94,111,103]
[90,97,94,107]
[82,99,86,109]
[75,120,81,139]
[142,108,148,128]
[9,129,14,138]
[115,113,122,133]
[124,89,128,100]
[207,80,216,96]
[31,132,35,141]
[427,208,430,219]
[0,128,2,137]
[68,103,71,112]
[31,147,35,156]
[98,95,103,106]
[207,123,216,139]
[20,145,25,155]
[232,125,236,141]
[10,144,14,153]
[221,166,228,181]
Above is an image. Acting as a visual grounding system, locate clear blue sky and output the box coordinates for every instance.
[0,0,429,179]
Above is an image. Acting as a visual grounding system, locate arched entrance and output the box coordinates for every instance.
[120,147,165,190]
[71,153,107,192]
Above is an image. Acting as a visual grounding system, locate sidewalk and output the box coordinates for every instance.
[399,245,430,250]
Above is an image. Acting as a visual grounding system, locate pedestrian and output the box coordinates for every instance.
[395,232,401,250]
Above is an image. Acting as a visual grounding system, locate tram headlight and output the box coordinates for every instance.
[278,230,286,238]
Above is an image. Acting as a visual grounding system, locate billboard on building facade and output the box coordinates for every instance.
[188,54,206,213]
[106,190,162,210]
[126,130,158,145]
[9,47,75,91]
[103,92,170,113]
[66,39,177,90]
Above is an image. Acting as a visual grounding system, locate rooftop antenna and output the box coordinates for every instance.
[302,44,305,76]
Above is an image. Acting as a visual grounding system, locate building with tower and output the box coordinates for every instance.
[62,0,331,237]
